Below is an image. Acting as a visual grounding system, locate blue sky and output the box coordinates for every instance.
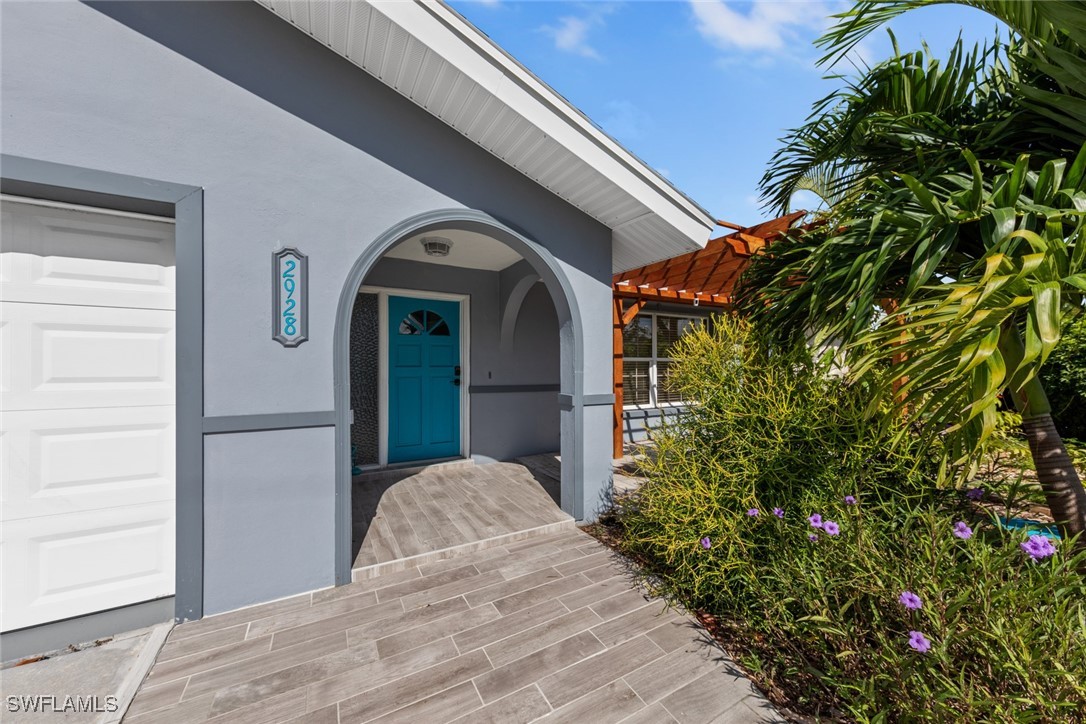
[447,0,1004,224]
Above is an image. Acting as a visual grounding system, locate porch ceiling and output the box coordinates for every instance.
[384,229,524,272]
[254,0,715,273]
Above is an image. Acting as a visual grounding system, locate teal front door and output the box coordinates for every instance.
[387,295,462,463]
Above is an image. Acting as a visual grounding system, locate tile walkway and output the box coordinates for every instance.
[127,528,782,723]
[352,462,573,575]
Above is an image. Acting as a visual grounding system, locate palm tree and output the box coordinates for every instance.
[762,1,1085,214]
[740,0,1086,537]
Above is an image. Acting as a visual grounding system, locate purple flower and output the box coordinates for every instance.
[808,534,818,542]
[747,508,760,517]
[965,487,985,501]
[844,495,857,505]
[773,507,784,519]
[1020,534,1056,561]
[898,590,923,610]
[808,514,823,529]
[953,521,973,540]
[907,631,932,653]
[700,537,711,550]
[823,521,840,536]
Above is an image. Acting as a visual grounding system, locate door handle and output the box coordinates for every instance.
[453,379,461,386]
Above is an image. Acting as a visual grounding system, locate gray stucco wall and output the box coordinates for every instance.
[204,428,334,614]
[1,0,612,615]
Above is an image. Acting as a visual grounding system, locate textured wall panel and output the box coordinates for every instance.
[350,293,379,466]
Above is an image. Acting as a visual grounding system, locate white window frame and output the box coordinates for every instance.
[622,311,700,410]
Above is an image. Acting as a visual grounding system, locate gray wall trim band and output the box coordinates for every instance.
[0,597,174,665]
[468,384,560,394]
[558,393,612,408]
[203,411,336,434]
[334,208,586,586]
[1,154,198,205]
[1,155,205,624]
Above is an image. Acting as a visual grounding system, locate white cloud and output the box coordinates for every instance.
[540,4,618,60]
[599,100,652,141]
[545,16,601,58]
[690,0,837,51]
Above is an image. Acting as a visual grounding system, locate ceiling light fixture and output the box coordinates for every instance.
[420,236,453,257]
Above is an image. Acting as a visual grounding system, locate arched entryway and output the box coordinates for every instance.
[332,209,586,585]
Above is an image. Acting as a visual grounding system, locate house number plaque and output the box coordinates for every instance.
[272,247,308,347]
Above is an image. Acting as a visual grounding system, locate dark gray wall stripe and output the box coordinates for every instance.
[174,189,204,624]
[468,384,560,394]
[1,154,198,204]
[0,155,204,624]
[557,392,611,407]
[203,411,336,434]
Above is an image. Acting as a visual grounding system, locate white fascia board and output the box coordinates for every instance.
[363,1,714,248]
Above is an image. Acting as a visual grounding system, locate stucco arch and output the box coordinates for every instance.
[332,208,586,585]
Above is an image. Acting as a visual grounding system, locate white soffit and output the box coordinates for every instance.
[254,0,714,272]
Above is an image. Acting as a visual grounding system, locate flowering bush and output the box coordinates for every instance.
[618,318,1086,720]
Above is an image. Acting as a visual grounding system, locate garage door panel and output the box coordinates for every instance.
[0,502,175,631]
[0,317,11,395]
[0,200,174,309]
[0,197,176,633]
[0,302,174,411]
[1,407,175,521]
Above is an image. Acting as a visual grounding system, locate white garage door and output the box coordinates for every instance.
[1,196,176,632]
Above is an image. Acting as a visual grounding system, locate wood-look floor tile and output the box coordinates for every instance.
[182,632,348,702]
[473,630,604,704]
[453,598,569,653]
[537,679,645,723]
[346,595,469,647]
[363,680,482,724]
[157,624,248,662]
[375,603,500,659]
[305,637,460,708]
[335,651,491,722]
[447,685,552,724]
[146,635,272,686]
[483,607,603,667]
[659,669,754,724]
[537,635,665,709]
[492,573,592,616]
[207,642,379,716]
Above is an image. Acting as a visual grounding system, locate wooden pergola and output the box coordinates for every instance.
[611,211,805,457]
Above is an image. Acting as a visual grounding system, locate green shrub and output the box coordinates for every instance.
[619,317,1086,721]
[1041,314,1086,443]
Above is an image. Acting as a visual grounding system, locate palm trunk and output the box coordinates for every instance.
[1001,324,1086,541]
[1020,413,1086,540]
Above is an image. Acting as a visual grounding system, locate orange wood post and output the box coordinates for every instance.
[613,297,625,459]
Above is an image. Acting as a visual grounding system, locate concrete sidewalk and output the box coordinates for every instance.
[1,622,170,723]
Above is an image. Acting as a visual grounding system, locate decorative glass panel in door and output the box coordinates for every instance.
[387,295,462,463]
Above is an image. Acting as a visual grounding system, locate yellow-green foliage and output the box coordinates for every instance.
[620,316,1086,720]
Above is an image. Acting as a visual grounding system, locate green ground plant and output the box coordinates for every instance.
[618,317,1086,720]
